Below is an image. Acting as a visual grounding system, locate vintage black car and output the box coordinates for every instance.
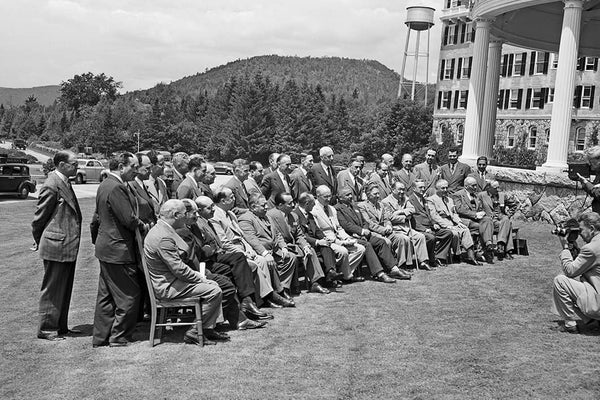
[0,162,37,199]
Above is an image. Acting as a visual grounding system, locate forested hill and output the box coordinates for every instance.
[126,55,432,106]
[0,85,60,106]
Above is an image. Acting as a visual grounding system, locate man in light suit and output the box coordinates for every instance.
[413,149,441,196]
[311,146,338,204]
[553,212,600,334]
[395,154,416,197]
[144,200,228,345]
[468,156,494,193]
[290,153,314,200]
[224,158,250,215]
[427,179,479,265]
[91,152,146,347]
[169,152,189,199]
[367,162,392,199]
[244,161,263,197]
[238,194,298,304]
[312,185,366,282]
[337,159,363,202]
[32,151,82,341]
[261,154,293,207]
[176,156,206,201]
[440,149,471,194]
[145,151,169,217]
[478,180,514,259]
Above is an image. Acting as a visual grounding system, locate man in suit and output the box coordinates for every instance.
[244,161,264,197]
[478,180,514,260]
[413,149,441,196]
[32,151,82,341]
[381,181,431,270]
[210,188,287,308]
[169,152,189,198]
[367,162,392,199]
[577,146,600,214]
[293,192,344,289]
[468,156,494,193]
[453,176,496,264]
[91,152,146,347]
[145,151,169,217]
[553,212,600,334]
[128,154,157,226]
[268,192,330,294]
[311,146,338,204]
[198,163,216,200]
[224,159,250,214]
[427,179,479,265]
[144,199,229,345]
[408,179,454,267]
[261,154,292,207]
[336,159,363,202]
[176,156,206,201]
[335,187,409,281]
[440,149,471,194]
[263,153,280,176]
[238,194,298,304]
[312,185,366,283]
[290,153,314,200]
[395,154,416,197]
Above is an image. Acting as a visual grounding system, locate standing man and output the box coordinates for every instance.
[440,148,471,194]
[289,153,314,200]
[244,161,264,197]
[224,159,250,214]
[414,149,441,196]
[396,154,416,196]
[367,162,393,199]
[145,150,169,217]
[32,151,82,341]
[169,152,189,198]
[128,154,156,226]
[468,156,494,193]
[336,158,363,202]
[198,163,216,200]
[311,146,338,204]
[176,156,206,201]
[263,153,280,176]
[261,154,293,206]
[578,146,600,214]
[91,152,146,347]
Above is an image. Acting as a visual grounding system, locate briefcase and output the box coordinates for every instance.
[513,238,529,256]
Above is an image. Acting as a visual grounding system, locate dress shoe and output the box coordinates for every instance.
[373,272,396,283]
[109,339,129,347]
[505,252,514,260]
[388,268,412,280]
[562,324,580,334]
[435,259,447,268]
[325,279,343,289]
[183,332,216,345]
[310,282,330,294]
[204,329,231,341]
[271,292,295,307]
[265,299,283,308]
[58,328,83,335]
[419,262,433,271]
[342,276,365,284]
[38,332,65,341]
[465,257,483,266]
[326,269,343,281]
[483,246,495,264]
[238,319,267,330]
[281,291,294,301]
[241,301,270,320]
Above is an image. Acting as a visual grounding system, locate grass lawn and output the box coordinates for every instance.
[1,198,600,399]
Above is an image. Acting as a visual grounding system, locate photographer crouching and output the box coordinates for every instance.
[552,212,600,333]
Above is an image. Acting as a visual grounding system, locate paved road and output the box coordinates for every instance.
[0,140,50,163]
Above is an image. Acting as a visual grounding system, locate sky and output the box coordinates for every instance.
[0,0,443,93]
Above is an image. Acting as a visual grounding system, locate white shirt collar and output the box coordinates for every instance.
[109,172,123,183]
[55,170,69,183]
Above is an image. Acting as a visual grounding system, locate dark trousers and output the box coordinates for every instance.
[465,216,494,245]
[316,246,337,274]
[356,238,384,276]
[206,271,240,327]
[209,251,255,300]
[368,235,397,271]
[93,262,140,346]
[422,228,454,262]
[38,260,76,334]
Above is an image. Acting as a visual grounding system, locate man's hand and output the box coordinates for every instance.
[558,235,569,249]
[264,253,276,268]
[361,229,371,238]
[281,247,290,258]
[433,223,441,231]
[303,245,312,254]
[457,222,467,229]
[383,226,393,235]
[577,172,587,183]
[475,211,486,220]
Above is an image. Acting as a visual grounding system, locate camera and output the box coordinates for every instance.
[567,162,591,181]
[551,218,580,241]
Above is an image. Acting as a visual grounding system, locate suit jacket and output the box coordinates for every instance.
[310,201,351,243]
[210,206,251,254]
[198,181,214,200]
[357,200,392,236]
[224,176,249,213]
[560,234,600,317]
[32,171,82,262]
[145,176,168,216]
[427,194,462,229]
[170,168,185,199]
[238,210,286,255]
[293,207,325,247]
[413,162,441,195]
[289,167,313,200]
[92,174,143,264]
[440,162,471,194]
[143,219,203,300]
[452,188,483,221]
[395,169,416,195]
[381,194,414,231]
[260,171,291,204]
[367,173,391,199]
[176,175,203,200]
[407,193,434,231]
[244,177,262,197]
[194,217,225,260]
[310,163,337,198]
[334,202,368,237]
[336,169,363,202]
[266,208,309,251]
[128,179,157,224]
[478,191,507,219]
[468,171,495,193]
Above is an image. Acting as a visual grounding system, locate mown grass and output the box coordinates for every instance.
[1,198,600,399]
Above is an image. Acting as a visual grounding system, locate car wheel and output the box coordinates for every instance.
[75,174,84,184]
[19,185,30,199]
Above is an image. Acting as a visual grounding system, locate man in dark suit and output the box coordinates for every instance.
[440,149,471,194]
[176,156,207,200]
[32,151,82,341]
[395,154,416,196]
[310,146,338,203]
[468,156,494,193]
[198,163,216,200]
[336,159,363,202]
[261,154,292,206]
[367,162,392,199]
[413,149,441,196]
[289,153,314,201]
[91,152,146,347]
[244,161,263,197]
[335,187,409,281]
[224,159,250,215]
[408,179,454,267]
[169,152,189,198]
[145,151,169,217]
[263,153,280,176]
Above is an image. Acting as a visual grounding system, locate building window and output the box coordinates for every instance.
[509,89,521,109]
[507,125,516,148]
[444,24,457,46]
[528,126,537,149]
[585,57,597,71]
[439,123,447,137]
[575,127,586,151]
[534,52,548,75]
[513,53,525,76]
[460,57,472,79]
[551,53,558,69]
[464,22,473,42]
[527,88,544,109]
[575,85,596,108]
[457,124,464,145]
[548,88,555,103]
[458,90,468,109]
[444,59,453,80]
[442,91,451,109]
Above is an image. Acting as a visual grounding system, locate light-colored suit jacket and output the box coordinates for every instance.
[337,169,363,202]
[413,162,441,195]
[357,200,392,236]
[143,219,204,300]
[427,194,462,228]
[32,171,82,262]
[310,201,351,243]
[244,177,262,197]
[210,206,252,254]
[238,210,286,255]
[176,175,202,200]
[381,194,415,232]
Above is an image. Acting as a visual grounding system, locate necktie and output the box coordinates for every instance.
[450,164,455,174]
[324,205,330,216]
[429,165,432,174]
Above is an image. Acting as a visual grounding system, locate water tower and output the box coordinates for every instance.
[398,6,435,105]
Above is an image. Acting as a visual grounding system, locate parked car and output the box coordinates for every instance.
[211,161,234,175]
[0,163,37,199]
[70,159,106,184]
[11,139,27,150]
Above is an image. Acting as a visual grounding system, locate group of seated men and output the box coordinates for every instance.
[127,146,515,345]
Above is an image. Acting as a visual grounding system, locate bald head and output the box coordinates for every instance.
[160,199,185,220]
[195,196,215,219]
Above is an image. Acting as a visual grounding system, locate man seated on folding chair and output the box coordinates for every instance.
[144,199,228,345]
[477,180,514,260]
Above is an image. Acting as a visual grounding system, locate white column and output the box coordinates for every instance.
[478,39,503,158]
[541,0,584,171]
[460,18,493,165]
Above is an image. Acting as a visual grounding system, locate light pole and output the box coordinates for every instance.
[135,131,140,153]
